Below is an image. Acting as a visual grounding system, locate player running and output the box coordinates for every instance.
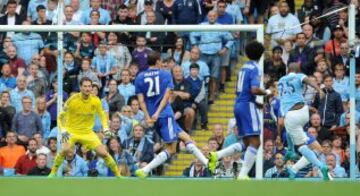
[134,51,208,178]
[278,63,331,180]
[48,77,121,178]
[208,41,271,179]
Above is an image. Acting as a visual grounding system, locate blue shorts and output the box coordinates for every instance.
[306,133,316,145]
[201,53,221,80]
[234,102,261,138]
[155,116,183,143]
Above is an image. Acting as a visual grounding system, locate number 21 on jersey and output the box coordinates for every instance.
[144,76,160,97]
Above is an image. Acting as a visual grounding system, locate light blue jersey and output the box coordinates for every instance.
[278,73,307,116]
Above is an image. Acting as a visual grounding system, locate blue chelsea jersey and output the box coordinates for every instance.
[235,61,260,103]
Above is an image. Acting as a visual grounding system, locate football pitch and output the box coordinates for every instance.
[0,177,359,196]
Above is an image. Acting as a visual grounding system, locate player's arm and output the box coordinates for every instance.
[250,68,272,96]
[137,93,153,125]
[95,100,109,130]
[57,102,70,143]
[251,87,272,96]
[152,88,172,121]
[303,76,324,99]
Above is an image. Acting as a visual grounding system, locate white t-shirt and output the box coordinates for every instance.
[266,13,302,47]
[6,15,15,38]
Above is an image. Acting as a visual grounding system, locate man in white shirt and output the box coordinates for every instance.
[266,1,302,47]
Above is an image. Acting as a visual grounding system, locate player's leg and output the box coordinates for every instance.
[49,139,74,177]
[285,106,330,180]
[94,144,121,177]
[178,130,208,166]
[183,107,195,133]
[237,102,261,179]
[136,117,178,178]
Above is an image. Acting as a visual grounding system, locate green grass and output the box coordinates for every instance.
[0,178,359,196]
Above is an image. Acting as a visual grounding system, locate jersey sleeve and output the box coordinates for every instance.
[250,68,260,88]
[134,74,143,95]
[165,71,174,89]
[298,73,307,83]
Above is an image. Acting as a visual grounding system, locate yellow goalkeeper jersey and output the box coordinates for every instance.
[58,93,108,134]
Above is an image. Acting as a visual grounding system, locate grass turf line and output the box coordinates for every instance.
[0,178,358,196]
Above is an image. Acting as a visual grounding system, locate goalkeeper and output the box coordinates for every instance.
[48,77,121,177]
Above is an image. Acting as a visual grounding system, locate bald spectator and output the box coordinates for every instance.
[14,138,37,175]
[0,131,26,173]
[6,45,26,76]
[10,75,35,112]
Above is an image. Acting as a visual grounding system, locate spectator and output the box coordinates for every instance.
[264,153,288,178]
[35,97,50,140]
[264,46,286,81]
[168,37,191,66]
[190,10,233,104]
[118,105,138,143]
[112,5,136,46]
[332,63,349,103]
[297,0,319,23]
[117,69,135,104]
[0,91,13,137]
[75,32,95,59]
[6,45,26,76]
[208,137,219,152]
[12,20,44,66]
[324,25,346,60]
[302,24,322,49]
[315,58,331,76]
[156,0,175,25]
[266,1,301,47]
[26,63,47,98]
[0,131,25,172]
[333,42,350,71]
[212,123,225,150]
[309,113,332,143]
[215,156,240,178]
[81,0,111,25]
[129,96,145,124]
[33,132,50,155]
[100,0,123,20]
[332,135,345,164]
[27,153,50,176]
[263,139,275,172]
[288,33,315,75]
[183,158,211,177]
[325,153,347,178]
[309,13,331,45]
[172,66,195,133]
[27,0,47,22]
[0,90,15,121]
[105,32,132,80]
[14,138,37,175]
[140,11,165,52]
[57,147,89,177]
[0,0,24,41]
[319,140,340,165]
[0,64,17,90]
[138,0,164,25]
[185,63,208,130]
[181,46,210,82]
[313,75,343,129]
[132,35,152,72]
[281,40,293,65]
[10,75,35,112]
[78,58,101,87]
[46,137,57,168]
[104,79,125,117]
[45,77,69,129]
[109,113,121,137]
[105,137,137,176]
[172,0,201,25]
[31,5,52,42]
[91,41,117,89]
[87,10,107,46]
[91,83,109,134]
[123,124,154,167]
[11,96,43,144]
[69,0,86,22]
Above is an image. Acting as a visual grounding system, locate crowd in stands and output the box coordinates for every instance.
[0,0,359,179]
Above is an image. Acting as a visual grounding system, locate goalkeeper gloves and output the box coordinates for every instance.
[103,128,115,138]
[61,130,70,143]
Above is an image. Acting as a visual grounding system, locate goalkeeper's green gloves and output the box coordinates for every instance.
[103,128,115,138]
[61,130,70,143]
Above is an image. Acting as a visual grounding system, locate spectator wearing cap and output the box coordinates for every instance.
[27,0,47,22]
[266,1,301,47]
[81,0,111,25]
[0,0,25,41]
[185,63,208,130]
[264,46,286,81]
[138,0,164,25]
[288,32,315,75]
[324,25,346,60]
[190,11,233,104]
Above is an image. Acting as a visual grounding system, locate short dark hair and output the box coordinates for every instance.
[296,32,306,38]
[323,74,332,81]
[7,0,17,6]
[245,41,264,61]
[189,63,200,70]
[79,77,93,86]
[118,4,128,10]
[36,5,46,12]
[47,137,57,146]
[147,51,161,66]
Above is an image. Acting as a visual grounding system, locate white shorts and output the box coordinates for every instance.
[284,105,310,145]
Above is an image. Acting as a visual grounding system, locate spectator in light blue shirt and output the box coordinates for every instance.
[129,97,145,124]
[91,42,116,89]
[0,64,16,90]
[117,69,135,104]
[27,0,47,21]
[333,63,349,102]
[57,148,89,177]
[35,97,51,140]
[10,75,35,112]
[12,21,44,66]
[80,0,111,25]
[181,47,210,81]
[325,153,347,178]
[91,84,109,133]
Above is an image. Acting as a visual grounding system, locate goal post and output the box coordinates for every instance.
[0,23,265,179]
